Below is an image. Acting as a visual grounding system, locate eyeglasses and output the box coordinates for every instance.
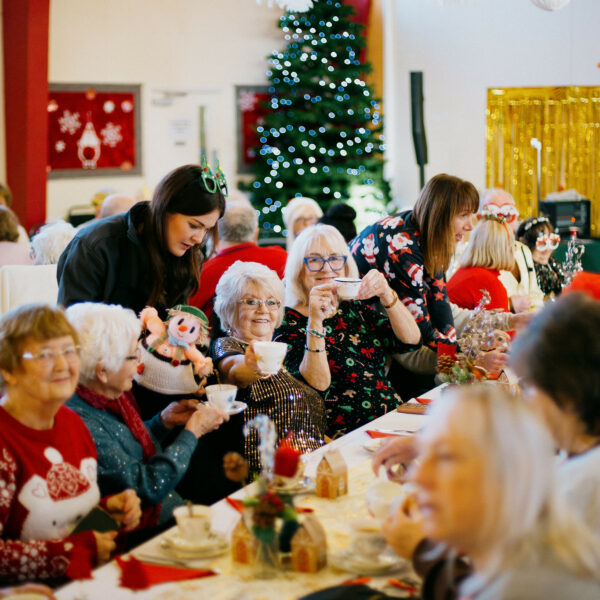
[238,298,281,310]
[22,345,80,367]
[124,348,141,362]
[481,204,519,222]
[303,255,347,272]
[536,233,560,251]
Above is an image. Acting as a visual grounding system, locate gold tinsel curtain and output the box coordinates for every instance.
[486,86,600,236]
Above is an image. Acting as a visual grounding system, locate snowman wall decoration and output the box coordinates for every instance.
[135,305,213,396]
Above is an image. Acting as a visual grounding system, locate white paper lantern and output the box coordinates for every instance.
[256,0,313,10]
[529,0,572,11]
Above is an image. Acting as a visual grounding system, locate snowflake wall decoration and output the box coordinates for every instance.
[58,110,81,135]
[100,122,123,148]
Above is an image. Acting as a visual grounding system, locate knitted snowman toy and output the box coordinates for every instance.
[135,305,213,395]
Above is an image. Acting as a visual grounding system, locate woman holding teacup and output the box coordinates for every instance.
[276,224,421,438]
[0,304,141,583]
[65,302,228,529]
[213,260,326,472]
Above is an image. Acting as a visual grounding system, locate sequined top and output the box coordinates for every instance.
[212,337,326,472]
[67,393,197,524]
[534,256,565,298]
[276,303,420,438]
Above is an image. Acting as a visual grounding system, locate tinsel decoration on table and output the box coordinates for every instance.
[243,414,277,485]
[562,236,585,286]
[438,290,497,384]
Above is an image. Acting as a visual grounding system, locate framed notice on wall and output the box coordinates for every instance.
[235,85,271,174]
[47,83,142,178]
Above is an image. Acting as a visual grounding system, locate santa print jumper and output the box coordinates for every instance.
[350,211,457,350]
[0,404,98,583]
[446,267,510,312]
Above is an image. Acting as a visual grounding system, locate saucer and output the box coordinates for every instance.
[225,400,247,415]
[206,400,247,415]
[161,529,228,558]
[272,476,315,495]
[329,548,407,575]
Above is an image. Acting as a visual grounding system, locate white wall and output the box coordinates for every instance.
[46,0,282,219]
[385,0,600,208]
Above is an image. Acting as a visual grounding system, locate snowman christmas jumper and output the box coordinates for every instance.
[0,404,99,583]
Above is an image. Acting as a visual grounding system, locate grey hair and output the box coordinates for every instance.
[284,223,358,308]
[218,200,258,243]
[426,385,600,587]
[281,197,323,250]
[214,260,284,333]
[65,302,141,386]
[31,220,76,265]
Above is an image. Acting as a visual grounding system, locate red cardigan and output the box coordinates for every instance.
[447,266,509,312]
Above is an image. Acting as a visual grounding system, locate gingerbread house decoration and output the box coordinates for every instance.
[291,514,327,573]
[315,448,348,499]
[231,516,254,564]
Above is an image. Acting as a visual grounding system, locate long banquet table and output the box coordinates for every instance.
[56,386,443,600]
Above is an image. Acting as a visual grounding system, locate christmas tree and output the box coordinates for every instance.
[250,0,390,238]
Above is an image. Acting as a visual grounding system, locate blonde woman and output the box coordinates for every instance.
[383,384,600,599]
[446,216,515,312]
[276,224,420,438]
[281,196,323,251]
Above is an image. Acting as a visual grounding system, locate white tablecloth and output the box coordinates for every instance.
[56,387,442,600]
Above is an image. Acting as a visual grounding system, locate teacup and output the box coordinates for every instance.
[173,505,212,542]
[365,480,404,521]
[349,519,387,560]
[205,384,237,411]
[253,341,288,375]
[334,277,362,300]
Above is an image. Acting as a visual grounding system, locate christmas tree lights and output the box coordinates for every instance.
[250,0,390,237]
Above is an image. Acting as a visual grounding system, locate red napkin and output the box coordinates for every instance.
[116,555,217,590]
[415,397,432,405]
[225,497,244,513]
[365,430,401,439]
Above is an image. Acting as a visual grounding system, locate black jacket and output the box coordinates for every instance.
[57,202,155,315]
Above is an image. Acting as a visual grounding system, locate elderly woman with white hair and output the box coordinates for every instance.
[282,196,323,251]
[379,384,600,600]
[213,260,326,472]
[275,224,421,438]
[65,302,228,528]
[30,220,76,265]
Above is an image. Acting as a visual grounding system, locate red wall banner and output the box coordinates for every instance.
[47,85,141,176]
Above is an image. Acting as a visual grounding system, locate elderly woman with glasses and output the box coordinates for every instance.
[0,304,141,584]
[213,260,326,472]
[275,224,421,438]
[65,302,228,530]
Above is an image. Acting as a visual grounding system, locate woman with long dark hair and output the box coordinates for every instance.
[57,163,226,316]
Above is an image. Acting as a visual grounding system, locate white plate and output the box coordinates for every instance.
[329,548,407,575]
[272,476,315,495]
[161,530,228,558]
[363,438,388,452]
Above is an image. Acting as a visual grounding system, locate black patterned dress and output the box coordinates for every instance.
[212,337,325,472]
[275,303,420,438]
[534,256,565,299]
[350,211,456,351]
